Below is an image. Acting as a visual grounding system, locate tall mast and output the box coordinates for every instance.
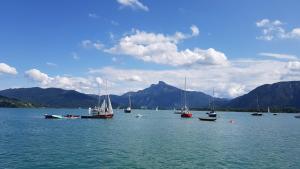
[184,77,187,109]
[256,95,259,112]
[129,94,131,107]
[97,83,101,107]
[212,88,215,111]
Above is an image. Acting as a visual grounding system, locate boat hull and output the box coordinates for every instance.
[199,117,217,121]
[295,115,300,118]
[44,114,63,119]
[81,114,114,119]
[251,113,263,116]
[124,109,131,113]
[181,113,192,118]
[208,113,217,117]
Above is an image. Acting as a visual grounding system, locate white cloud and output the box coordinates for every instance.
[87,57,300,98]
[259,52,298,60]
[25,68,98,93]
[256,19,300,40]
[81,40,104,50]
[190,25,199,36]
[0,63,18,75]
[25,69,52,85]
[117,0,149,11]
[105,26,228,66]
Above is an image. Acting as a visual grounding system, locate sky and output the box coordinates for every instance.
[0,0,300,98]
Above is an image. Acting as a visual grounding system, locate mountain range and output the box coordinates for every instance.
[0,81,300,112]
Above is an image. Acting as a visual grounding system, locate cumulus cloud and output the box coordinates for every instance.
[259,52,298,60]
[0,63,18,75]
[117,0,149,11]
[25,69,100,93]
[105,26,228,66]
[256,19,300,40]
[25,69,52,85]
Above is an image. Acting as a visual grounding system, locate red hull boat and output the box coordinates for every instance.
[181,113,192,118]
[81,114,113,119]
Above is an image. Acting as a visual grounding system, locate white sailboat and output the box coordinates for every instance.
[181,77,192,118]
[251,96,263,116]
[207,89,217,117]
[82,80,114,119]
[124,94,132,113]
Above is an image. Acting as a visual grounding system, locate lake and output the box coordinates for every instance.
[0,108,300,169]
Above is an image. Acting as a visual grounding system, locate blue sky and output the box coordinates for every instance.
[1,0,300,97]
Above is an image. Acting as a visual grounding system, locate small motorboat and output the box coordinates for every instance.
[64,114,80,119]
[273,113,277,116]
[295,115,300,118]
[199,117,217,121]
[136,114,143,118]
[44,114,63,119]
[251,112,263,116]
[124,107,131,113]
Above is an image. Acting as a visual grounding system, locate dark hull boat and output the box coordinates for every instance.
[64,114,80,119]
[44,114,63,119]
[81,114,114,119]
[124,108,131,113]
[251,112,263,116]
[199,117,217,121]
[295,115,300,118]
[207,111,217,117]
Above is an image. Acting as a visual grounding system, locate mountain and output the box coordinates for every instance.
[0,95,34,108]
[227,81,300,112]
[0,82,228,109]
[110,81,228,109]
[0,87,97,108]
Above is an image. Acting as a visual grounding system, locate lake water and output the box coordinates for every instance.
[0,108,300,169]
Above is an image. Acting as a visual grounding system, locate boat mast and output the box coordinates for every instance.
[97,83,101,108]
[256,95,259,112]
[184,77,187,110]
[129,94,131,108]
[212,88,215,112]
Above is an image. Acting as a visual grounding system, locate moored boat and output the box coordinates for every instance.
[199,117,217,121]
[295,115,300,118]
[251,96,263,116]
[82,81,114,119]
[124,94,132,113]
[44,114,63,119]
[207,89,217,117]
[180,77,192,118]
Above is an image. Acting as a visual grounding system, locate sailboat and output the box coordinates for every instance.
[207,89,217,117]
[124,94,131,113]
[82,81,114,119]
[268,106,277,115]
[251,96,263,116]
[155,106,158,111]
[181,77,192,118]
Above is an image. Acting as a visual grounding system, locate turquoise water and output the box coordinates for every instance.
[0,108,300,169]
